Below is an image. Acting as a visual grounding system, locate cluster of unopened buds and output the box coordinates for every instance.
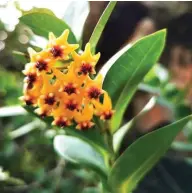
[20,29,114,130]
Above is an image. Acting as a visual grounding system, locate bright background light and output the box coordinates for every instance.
[0,0,89,39]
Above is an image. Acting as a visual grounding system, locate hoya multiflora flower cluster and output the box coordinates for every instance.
[20,29,114,130]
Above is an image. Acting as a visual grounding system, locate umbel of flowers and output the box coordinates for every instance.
[20,29,114,130]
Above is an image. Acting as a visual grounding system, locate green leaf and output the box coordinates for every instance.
[89,1,117,53]
[113,97,156,153]
[20,12,77,43]
[65,127,109,156]
[9,119,45,139]
[0,106,27,117]
[108,115,192,193]
[12,51,29,64]
[22,8,56,16]
[54,135,108,179]
[103,30,166,132]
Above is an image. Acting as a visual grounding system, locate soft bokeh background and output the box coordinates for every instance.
[0,1,192,193]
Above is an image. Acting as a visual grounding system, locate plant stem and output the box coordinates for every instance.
[100,123,115,193]
[103,122,115,167]
[101,180,111,193]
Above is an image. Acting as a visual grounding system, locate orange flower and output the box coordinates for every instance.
[47,30,79,60]
[74,104,95,130]
[85,74,103,100]
[52,117,71,128]
[20,29,114,130]
[72,43,100,75]
[93,92,115,120]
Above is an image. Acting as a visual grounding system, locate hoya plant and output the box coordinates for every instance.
[9,1,192,193]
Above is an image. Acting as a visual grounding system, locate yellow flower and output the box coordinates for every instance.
[52,101,70,118]
[72,43,100,75]
[20,95,35,106]
[74,104,95,130]
[28,47,51,63]
[21,29,114,130]
[26,48,54,74]
[85,74,103,100]
[54,65,82,95]
[47,30,79,60]
[92,92,115,120]
[52,116,71,128]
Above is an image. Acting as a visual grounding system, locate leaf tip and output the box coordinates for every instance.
[157,28,167,38]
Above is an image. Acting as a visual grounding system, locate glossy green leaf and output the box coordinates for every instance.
[103,30,166,132]
[54,135,108,179]
[22,8,56,16]
[65,127,109,156]
[89,1,117,53]
[20,12,77,43]
[108,115,192,193]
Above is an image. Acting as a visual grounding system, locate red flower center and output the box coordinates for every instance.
[64,83,76,95]
[80,63,92,75]
[44,95,55,105]
[27,73,36,83]
[88,87,101,99]
[26,73,36,89]
[51,46,63,58]
[25,99,33,105]
[103,110,113,120]
[36,60,48,71]
[55,119,68,127]
[66,100,78,111]
[27,82,33,89]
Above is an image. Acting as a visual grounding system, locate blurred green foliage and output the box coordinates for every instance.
[0,68,22,105]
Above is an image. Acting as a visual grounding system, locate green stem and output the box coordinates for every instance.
[100,122,115,193]
[101,180,111,193]
[103,122,115,169]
